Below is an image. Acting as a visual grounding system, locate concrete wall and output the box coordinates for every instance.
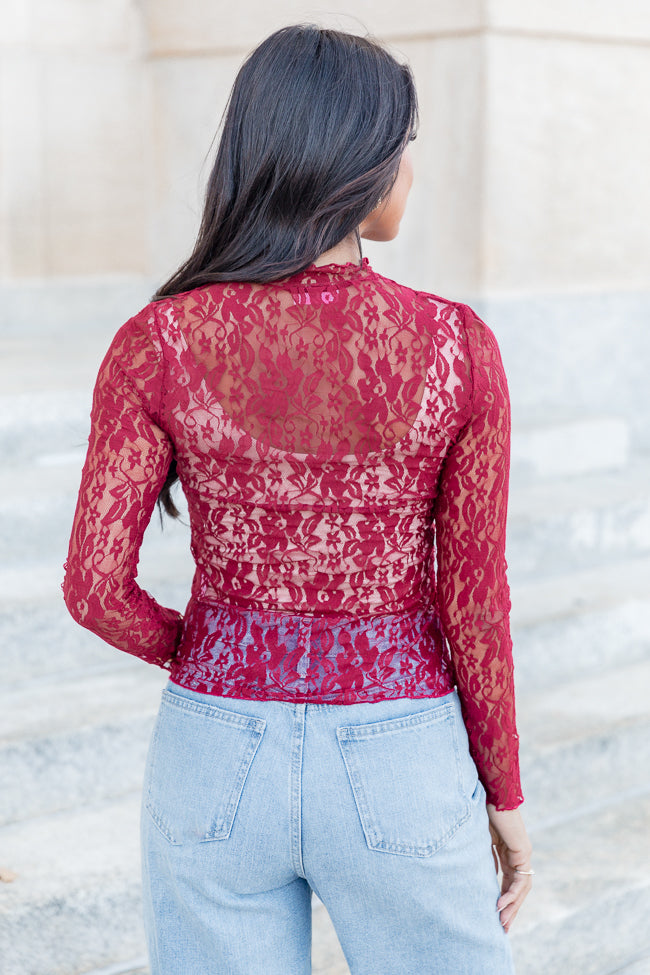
[3,1,649,291]
[2,0,649,440]
[1,1,147,277]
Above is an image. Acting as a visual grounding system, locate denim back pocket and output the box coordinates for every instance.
[336,701,473,857]
[144,689,266,846]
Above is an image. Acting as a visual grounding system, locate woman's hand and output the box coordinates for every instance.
[486,803,533,933]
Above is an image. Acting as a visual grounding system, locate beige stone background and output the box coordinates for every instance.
[2,0,649,290]
[2,3,650,974]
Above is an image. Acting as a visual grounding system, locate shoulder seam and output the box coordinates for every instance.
[454,303,477,429]
[148,301,169,428]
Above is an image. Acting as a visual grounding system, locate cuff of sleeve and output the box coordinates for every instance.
[485,783,525,810]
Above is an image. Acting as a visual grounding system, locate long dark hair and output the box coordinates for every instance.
[156,25,418,516]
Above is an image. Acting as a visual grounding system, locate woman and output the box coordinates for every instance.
[64,25,532,975]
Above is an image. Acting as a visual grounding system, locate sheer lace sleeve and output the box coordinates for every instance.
[62,308,183,668]
[434,305,523,810]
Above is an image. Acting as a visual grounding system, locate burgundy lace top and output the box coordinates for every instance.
[63,259,523,810]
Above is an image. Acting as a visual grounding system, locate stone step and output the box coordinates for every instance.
[1,786,649,975]
[312,784,650,975]
[0,277,153,342]
[312,793,650,975]
[1,550,648,693]
[0,794,147,975]
[480,291,650,457]
[511,556,650,690]
[73,894,350,975]
[517,657,650,825]
[507,461,650,583]
[3,584,646,708]
[512,791,650,975]
[511,416,630,484]
[0,284,641,486]
[0,391,92,464]
[0,456,191,566]
[72,902,347,975]
[0,583,190,687]
[0,664,167,828]
[0,597,125,687]
[4,417,643,495]
[605,956,650,975]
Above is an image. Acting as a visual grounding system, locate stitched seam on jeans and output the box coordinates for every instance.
[336,702,454,740]
[289,705,306,876]
[144,701,265,845]
[204,730,265,841]
[145,802,178,845]
[369,806,472,857]
[162,688,266,732]
[336,709,471,857]
[337,738,381,849]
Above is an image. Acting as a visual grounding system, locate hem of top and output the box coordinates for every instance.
[488,797,525,811]
[167,672,456,707]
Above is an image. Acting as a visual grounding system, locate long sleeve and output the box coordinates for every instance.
[62,308,183,667]
[434,305,523,810]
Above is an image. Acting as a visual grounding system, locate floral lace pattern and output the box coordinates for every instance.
[174,600,455,704]
[63,260,523,808]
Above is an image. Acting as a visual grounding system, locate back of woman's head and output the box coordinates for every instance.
[155,25,418,296]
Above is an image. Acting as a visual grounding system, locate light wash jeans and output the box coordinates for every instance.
[141,681,515,974]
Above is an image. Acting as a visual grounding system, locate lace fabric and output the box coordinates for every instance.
[63,259,523,809]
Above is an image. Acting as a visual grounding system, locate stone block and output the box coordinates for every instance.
[487,0,650,42]
[507,464,650,582]
[148,54,242,281]
[511,795,650,975]
[511,418,630,481]
[29,0,139,52]
[513,593,650,692]
[482,34,650,293]
[478,291,650,454]
[0,665,166,824]
[519,658,650,821]
[365,35,483,296]
[0,0,30,47]
[0,55,47,278]
[43,58,148,274]
[141,0,482,56]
